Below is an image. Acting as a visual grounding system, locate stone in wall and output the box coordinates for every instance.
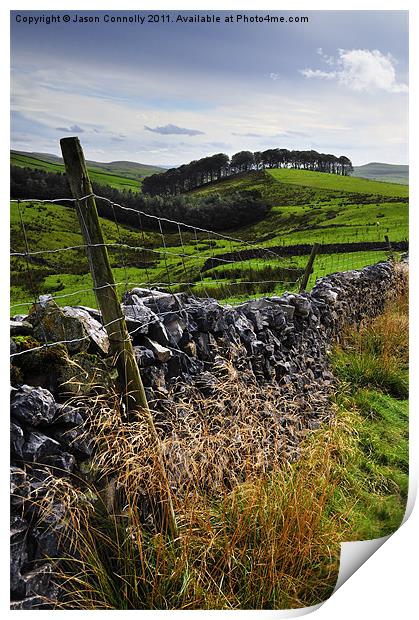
[9,385,92,609]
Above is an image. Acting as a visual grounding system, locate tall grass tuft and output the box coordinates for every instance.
[332,265,408,398]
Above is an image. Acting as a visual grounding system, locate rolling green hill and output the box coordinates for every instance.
[352,162,408,185]
[10,167,408,312]
[11,151,166,192]
[265,168,408,197]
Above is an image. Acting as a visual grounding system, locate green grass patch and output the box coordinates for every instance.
[332,294,409,398]
[9,196,400,311]
[266,168,409,197]
[332,351,408,399]
[327,388,408,540]
[328,287,409,538]
[10,164,408,311]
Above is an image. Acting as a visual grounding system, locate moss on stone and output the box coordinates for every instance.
[28,300,89,354]
[11,335,41,351]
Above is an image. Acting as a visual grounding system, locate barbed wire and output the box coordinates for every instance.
[10,241,243,264]
[10,307,173,359]
[9,272,297,359]
[10,192,403,361]
[13,194,285,260]
[10,195,93,205]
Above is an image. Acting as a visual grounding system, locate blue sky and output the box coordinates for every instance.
[10,10,408,166]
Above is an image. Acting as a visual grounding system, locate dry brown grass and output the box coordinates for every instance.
[79,357,333,505]
[37,358,349,609]
[45,400,353,609]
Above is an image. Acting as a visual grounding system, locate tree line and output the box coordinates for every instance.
[10,165,269,233]
[142,148,354,196]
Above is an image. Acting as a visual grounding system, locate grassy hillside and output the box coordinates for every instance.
[10,167,408,312]
[14,150,165,177]
[352,162,409,185]
[193,169,408,245]
[11,151,165,192]
[266,168,408,197]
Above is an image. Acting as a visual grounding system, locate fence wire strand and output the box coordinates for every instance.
[10,192,402,359]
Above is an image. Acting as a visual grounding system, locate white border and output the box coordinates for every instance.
[2,2,417,619]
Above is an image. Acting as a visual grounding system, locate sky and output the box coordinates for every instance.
[10,10,408,167]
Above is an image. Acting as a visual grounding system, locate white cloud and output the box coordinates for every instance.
[300,69,336,80]
[301,49,408,94]
[56,123,85,133]
[316,48,335,66]
[267,72,280,81]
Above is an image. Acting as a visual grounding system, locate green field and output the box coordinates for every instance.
[11,152,164,192]
[10,166,408,312]
[266,168,408,197]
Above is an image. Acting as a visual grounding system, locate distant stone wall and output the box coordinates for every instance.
[201,240,408,272]
[10,258,407,608]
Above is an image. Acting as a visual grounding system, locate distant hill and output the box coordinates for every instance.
[11,150,166,192]
[352,162,408,185]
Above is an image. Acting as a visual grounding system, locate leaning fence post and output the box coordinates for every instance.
[299,243,320,292]
[60,136,177,537]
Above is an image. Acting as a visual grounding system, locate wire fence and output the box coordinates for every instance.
[10,191,405,359]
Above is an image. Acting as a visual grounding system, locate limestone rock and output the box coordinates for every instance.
[28,300,89,354]
[22,432,62,463]
[10,466,30,510]
[42,451,76,474]
[11,422,25,458]
[52,403,84,426]
[19,563,53,599]
[10,320,33,337]
[122,298,170,345]
[10,516,28,593]
[62,306,109,354]
[143,337,173,363]
[11,385,56,427]
[133,346,156,368]
[33,503,67,559]
[48,427,93,459]
[164,314,187,344]
[10,596,50,610]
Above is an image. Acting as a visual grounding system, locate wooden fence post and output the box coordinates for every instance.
[299,243,320,293]
[384,234,394,260]
[60,136,177,538]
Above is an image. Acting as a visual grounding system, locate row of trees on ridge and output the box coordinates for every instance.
[142,148,353,196]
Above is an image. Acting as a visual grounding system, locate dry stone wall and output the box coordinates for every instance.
[10,258,407,608]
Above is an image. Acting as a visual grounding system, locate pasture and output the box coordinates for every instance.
[10,166,408,312]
